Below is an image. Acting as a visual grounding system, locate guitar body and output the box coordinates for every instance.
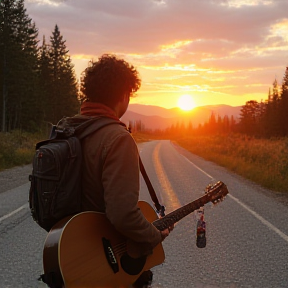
[43,181,229,287]
[43,201,165,288]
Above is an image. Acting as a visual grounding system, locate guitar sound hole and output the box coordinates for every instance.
[120,253,146,275]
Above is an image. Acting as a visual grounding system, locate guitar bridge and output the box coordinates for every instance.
[102,237,119,273]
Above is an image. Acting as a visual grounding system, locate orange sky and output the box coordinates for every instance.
[26,0,288,109]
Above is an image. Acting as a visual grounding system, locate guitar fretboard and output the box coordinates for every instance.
[152,182,228,231]
[152,194,210,231]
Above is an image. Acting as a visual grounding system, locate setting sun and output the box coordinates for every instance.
[177,94,195,111]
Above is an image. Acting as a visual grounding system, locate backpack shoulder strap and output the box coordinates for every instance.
[75,117,125,140]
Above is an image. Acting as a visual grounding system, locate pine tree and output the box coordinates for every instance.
[239,100,260,135]
[281,66,288,92]
[187,121,193,135]
[38,36,53,124]
[0,0,39,131]
[268,87,272,102]
[223,115,231,133]
[47,25,79,124]
[0,0,18,131]
[208,112,217,133]
[268,79,281,136]
[257,100,267,137]
[279,66,288,136]
[14,0,39,131]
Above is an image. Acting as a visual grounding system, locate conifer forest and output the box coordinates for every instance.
[0,0,79,133]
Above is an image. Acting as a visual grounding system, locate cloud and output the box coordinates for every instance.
[25,0,288,107]
[26,0,288,53]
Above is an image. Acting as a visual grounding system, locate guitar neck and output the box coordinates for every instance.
[152,193,211,231]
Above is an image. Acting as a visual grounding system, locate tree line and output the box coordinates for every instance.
[238,67,288,138]
[0,0,79,133]
[193,65,288,138]
[140,66,288,139]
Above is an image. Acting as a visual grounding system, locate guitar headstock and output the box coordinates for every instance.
[205,181,229,205]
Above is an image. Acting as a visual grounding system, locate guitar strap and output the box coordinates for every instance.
[139,156,165,217]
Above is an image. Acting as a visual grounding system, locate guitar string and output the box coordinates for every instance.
[113,242,126,249]
[112,243,127,255]
[113,248,126,257]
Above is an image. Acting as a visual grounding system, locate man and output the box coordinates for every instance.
[78,54,171,287]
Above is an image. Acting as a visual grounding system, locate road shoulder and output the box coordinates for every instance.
[0,164,32,194]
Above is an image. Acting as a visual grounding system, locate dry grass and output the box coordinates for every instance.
[131,132,152,143]
[0,130,151,171]
[175,134,288,193]
[0,130,44,171]
[131,131,166,143]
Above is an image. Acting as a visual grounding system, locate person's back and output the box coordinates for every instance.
[76,54,172,287]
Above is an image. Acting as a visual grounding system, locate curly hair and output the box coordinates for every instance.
[80,54,141,107]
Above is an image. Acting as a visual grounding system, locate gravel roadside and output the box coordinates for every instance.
[0,164,32,194]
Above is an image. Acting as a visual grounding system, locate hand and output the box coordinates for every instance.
[160,224,174,241]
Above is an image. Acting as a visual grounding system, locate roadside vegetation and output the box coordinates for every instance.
[1,130,288,194]
[175,134,288,193]
[0,131,45,171]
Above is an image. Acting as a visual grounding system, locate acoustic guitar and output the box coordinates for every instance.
[43,181,228,288]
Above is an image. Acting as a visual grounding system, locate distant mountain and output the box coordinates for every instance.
[126,104,178,118]
[121,104,241,130]
[201,105,242,119]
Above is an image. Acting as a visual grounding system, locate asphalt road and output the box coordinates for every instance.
[0,140,288,288]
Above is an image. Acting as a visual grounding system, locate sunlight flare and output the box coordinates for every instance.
[177,94,196,111]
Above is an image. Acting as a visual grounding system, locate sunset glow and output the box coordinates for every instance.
[25,0,288,109]
[177,95,195,111]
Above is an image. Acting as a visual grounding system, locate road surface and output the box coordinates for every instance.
[0,140,288,288]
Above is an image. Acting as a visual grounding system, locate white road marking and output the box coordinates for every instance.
[229,194,288,243]
[183,157,214,179]
[182,154,288,244]
[0,203,28,223]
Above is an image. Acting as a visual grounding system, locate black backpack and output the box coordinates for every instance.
[29,116,122,232]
